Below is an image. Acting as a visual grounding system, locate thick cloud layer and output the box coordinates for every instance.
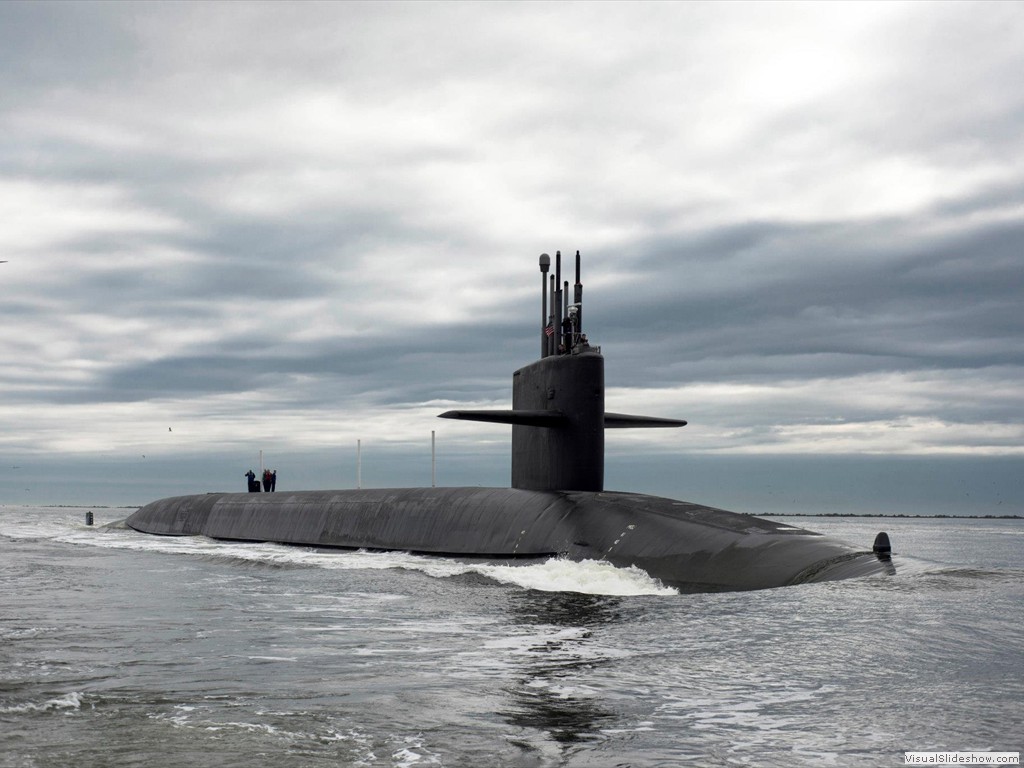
[1,2,1022,507]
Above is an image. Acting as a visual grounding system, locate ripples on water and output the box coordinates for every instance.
[2,507,1022,767]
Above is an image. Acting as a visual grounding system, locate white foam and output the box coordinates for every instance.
[0,691,84,714]
[473,625,636,681]
[484,626,591,651]
[0,626,58,641]
[306,550,678,595]
[9,506,678,596]
[244,655,298,662]
[600,721,657,734]
[471,557,678,595]
[206,721,280,735]
[525,678,601,699]
[390,735,443,767]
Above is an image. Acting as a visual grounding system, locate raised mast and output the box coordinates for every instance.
[572,249,583,347]
[554,251,562,354]
[539,253,550,358]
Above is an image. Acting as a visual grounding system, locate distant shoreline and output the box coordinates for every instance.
[9,505,1022,520]
[760,513,1023,520]
[6,504,138,509]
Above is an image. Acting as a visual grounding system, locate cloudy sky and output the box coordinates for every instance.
[2,1,1022,512]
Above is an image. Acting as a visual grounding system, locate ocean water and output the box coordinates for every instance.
[1,505,1021,767]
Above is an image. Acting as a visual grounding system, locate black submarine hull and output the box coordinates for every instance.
[126,488,892,591]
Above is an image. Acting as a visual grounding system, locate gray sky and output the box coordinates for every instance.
[1,1,1022,512]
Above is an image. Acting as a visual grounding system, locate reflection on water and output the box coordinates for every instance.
[510,590,626,628]
[503,680,614,745]
[498,591,627,745]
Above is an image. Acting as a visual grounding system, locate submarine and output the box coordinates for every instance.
[127,251,896,592]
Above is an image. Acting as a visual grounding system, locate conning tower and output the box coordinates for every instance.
[440,251,686,492]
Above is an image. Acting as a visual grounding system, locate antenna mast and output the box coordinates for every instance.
[539,253,550,357]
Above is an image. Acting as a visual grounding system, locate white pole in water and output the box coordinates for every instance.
[357,439,362,489]
[431,430,436,487]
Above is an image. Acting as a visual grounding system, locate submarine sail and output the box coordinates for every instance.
[127,251,896,591]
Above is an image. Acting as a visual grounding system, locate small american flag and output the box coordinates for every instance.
[544,324,554,337]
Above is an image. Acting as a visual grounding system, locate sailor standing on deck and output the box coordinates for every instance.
[245,469,258,492]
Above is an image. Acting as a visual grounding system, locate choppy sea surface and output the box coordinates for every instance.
[2,505,1022,767]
